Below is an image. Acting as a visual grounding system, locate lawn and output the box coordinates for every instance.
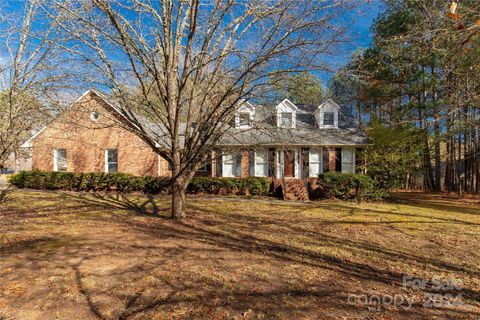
[0,190,479,319]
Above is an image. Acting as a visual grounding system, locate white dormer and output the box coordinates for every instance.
[235,101,255,128]
[276,98,297,128]
[314,100,340,129]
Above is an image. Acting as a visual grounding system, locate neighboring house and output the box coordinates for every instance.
[25,90,368,197]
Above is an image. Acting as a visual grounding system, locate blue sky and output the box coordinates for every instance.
[318,0,384,84]
[0,0,384,92]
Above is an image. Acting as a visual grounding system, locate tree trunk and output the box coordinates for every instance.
[434,121,441,192]
[171,178,187,219]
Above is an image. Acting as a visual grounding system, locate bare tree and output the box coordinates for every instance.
[50,0,361,218]
[0,0,75,170]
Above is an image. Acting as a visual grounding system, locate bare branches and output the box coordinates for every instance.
[0,0,79,169]
[46,0,360,217]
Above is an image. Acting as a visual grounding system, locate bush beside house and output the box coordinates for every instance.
[315,172,386,201]
[187,177,270,195]
[9,171,385,200]
[8,171,270,196]
[8,171,162,193]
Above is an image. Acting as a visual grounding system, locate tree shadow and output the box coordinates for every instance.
[0,186,13,203]
[3,191,480,319]
[59,192,166,217]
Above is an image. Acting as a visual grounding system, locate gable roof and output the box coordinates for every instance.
[22,89,134,148]
[316,99,341,111]
[276,98,298,111]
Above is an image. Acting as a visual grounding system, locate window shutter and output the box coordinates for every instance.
[322,148,330,173]
[268,148,275,177]
[302,148,309,179]
[249,151,255,177]
[335,148,342,172]
[235,153,242,177]
[206,154,212,176]
[216,154,223,177]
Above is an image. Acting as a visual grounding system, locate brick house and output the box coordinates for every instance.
[24,90,368,196]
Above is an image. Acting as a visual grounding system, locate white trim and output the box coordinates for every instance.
[275,98,297,128]
[53,149,67,172]
[87,89,142,131]
[105,149,118,173]
[294,150,299,178]
[53,150,58,172]
[21,127,47,148]
[211,152,216,177]
[314,100,340,129]
[90,111,100,121]
[279,98,298,110]
[222,153,236,177]
[308,148,323,178]
[235,101,255,129]
[104,150,108,173]
[254,149,268,177]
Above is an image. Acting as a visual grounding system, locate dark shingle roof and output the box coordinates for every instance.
[76,90,368,148]
[219,101,368,147]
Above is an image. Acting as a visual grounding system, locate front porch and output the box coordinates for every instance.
[187,147,362,200]
[207,147,361,179]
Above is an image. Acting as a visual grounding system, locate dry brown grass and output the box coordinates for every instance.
[0,190,479,319]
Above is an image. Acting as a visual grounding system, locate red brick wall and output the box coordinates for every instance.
[241,151,249,177]
[32,91,170,177]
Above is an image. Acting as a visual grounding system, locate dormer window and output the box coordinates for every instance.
[238,112,251,127]
[314,100,340,129]
[275,99,297,128]
[280,112,293,128]
[234,101,255,128]
[323,112,335,126]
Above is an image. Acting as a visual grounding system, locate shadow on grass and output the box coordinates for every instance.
[62,193,480,300]
[3,191,480,319]
[59,192,166,217]
[390,192,480,217]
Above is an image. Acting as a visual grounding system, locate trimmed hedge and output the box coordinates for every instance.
[8,171,270,196]
[317,172,386,201]
[8,170,169,194]
[187,177,271,196]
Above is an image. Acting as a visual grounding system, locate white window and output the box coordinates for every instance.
[222,154,237,177]
[309,149,322,177]
[254,150,268,177]
[280,112,293,128]
[323,112,335,126]
[105,149,118,173]
[53,149,67,172]
[238,113,251,127]
[341,149,355,173]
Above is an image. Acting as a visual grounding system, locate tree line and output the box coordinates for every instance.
[331,0,480,193]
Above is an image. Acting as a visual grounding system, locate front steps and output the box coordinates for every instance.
[272,179,309,200]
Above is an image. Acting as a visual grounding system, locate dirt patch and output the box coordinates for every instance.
[0,190,479,319]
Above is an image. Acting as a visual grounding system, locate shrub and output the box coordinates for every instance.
[317,172,386,201]
[143,176,170,194]
[8,170,167,194]
[187,177,270,195]
[9,171,271,196]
